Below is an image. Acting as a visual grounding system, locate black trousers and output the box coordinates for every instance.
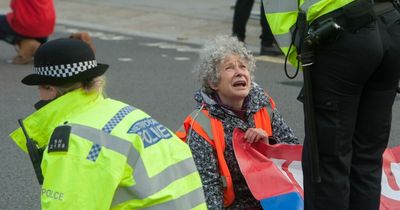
[0,15,47,45]
[232,0,275,46]
[302,9,400,210]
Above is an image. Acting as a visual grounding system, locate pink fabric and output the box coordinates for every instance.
[233,128,400,209]
[233,128,303,200]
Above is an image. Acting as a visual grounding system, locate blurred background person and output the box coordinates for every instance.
[232,0,281,56]
[0,0,55,64]
[69,31,96,53]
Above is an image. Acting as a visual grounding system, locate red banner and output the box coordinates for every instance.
[233,128,400,210]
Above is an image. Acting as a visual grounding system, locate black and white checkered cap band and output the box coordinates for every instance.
[34,60,98,77]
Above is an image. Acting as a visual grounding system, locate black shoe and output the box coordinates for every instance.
[232,33,245,43]
[260,45,282,56]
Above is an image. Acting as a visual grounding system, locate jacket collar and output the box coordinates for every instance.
[9,89,104,152]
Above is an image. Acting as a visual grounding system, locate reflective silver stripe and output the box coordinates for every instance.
[274,32,293,48]
[141,187,205,210]
[192,110,213,140]
[102,106,136,133]
[71,124,202,207]
[262,0,322,16]
[112,157,199,205]
[221,176,228,187]
[265,99,274,119]
[263,0,299,13]
[263,0,320,13]
[300,0,320,12]
[70,124,137,160]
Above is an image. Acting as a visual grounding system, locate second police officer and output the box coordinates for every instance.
[262,0,400,210]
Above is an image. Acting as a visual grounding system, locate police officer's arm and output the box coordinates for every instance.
[40,126,123,210]
[187,131,224,209]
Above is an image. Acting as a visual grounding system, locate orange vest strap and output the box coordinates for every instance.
[175,130,187,141]
[208,112,235,206]
[264,91,276,110]
[254,93,275,136]
[254,107,273,136]
[175,110,214,147]
[177,100,275,207]
[176,115,193,142]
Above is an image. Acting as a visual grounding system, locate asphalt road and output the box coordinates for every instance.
[0,25,399,209]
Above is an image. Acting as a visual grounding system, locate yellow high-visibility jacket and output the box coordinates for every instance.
[10,89,206,210]
[262,0,354,66]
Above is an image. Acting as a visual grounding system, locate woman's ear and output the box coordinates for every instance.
[38,85,58,100]
[47,85,58,99]
[208,81,218,91]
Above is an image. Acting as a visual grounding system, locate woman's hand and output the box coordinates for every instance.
[244,128,269,144]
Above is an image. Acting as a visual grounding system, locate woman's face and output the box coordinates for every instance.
[211,54,251,107]
[38,85,57,100]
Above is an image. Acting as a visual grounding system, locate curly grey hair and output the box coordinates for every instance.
[195,35,256,94]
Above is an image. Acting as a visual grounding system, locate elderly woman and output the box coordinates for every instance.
[10,38,206,210]
[177,35,298,210]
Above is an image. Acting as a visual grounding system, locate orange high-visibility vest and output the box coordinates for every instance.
[176,98,275,207]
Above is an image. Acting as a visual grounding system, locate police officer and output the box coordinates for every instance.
[10,38,207,210]
[262,0,400,209]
